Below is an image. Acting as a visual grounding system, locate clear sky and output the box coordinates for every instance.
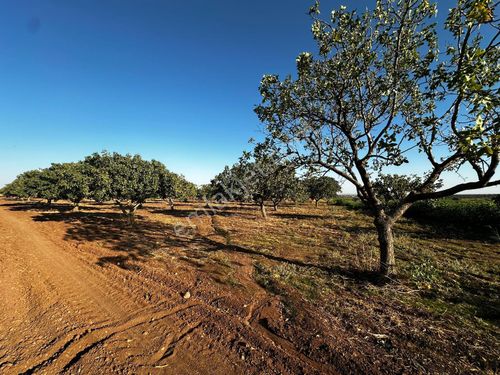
[0,0,498,194]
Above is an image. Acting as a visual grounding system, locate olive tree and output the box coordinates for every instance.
[255,0,499,275]
[304,176,341,206]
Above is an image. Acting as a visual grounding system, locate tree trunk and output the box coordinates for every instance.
[116,200,138,225]
[375,216,396,276]
[273,202,278,211]
[47,198,52,205]
[168,198,175,210]
[260,202,267,219]
[315,199,319,207]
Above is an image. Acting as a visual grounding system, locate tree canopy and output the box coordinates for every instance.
[1,152,195,223]
[255,0,499,274]
[304,176,341,206]
[210,150,301,217]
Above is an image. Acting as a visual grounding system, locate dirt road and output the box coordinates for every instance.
[0,203,335,374]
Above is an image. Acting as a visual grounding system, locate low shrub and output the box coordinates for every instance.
[405,197,500,234]
[330,197,365,210]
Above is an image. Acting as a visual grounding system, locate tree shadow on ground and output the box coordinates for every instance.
[150,206,259,219]
[25,207,388,285]
[32,211,208,270]
[272,212,326,220]
[1,201,108,213]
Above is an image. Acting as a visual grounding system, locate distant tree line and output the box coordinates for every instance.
[0,150,342,222]
[203,149,341,218]
[0,152,197,223]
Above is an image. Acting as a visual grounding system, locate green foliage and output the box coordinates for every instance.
[152,160,176,201]
[2,151,196,219]
[493,195,500,208]
[373,174,443,208]
[210,164,252,203]
[405,258,443,289]
[84,152,160,206]
[50,162,91,205]
[241,151,299,209]
[290,179,310,204]
[304,176,341,204]
[254,0,499,273]
[255,0,499,210]
[406,197,500,231]
[210,153,299,208]
[197,184,213,200]
[0,170,42,199]
[173,176,197,201]
[330,197,365,210]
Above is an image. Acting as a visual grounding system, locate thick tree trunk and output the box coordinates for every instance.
[375,216,396,276]
[260,202,267,219]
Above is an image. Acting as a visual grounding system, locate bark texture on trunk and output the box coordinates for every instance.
[260,202,267,219]
[375,216,396,276]
[116,201,139,225]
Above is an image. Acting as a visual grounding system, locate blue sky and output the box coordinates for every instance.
[0,0,498,194]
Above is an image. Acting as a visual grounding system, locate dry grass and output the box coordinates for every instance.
[11,198,499,372]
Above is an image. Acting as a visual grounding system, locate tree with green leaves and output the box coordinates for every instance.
[290,179,310,206]
[51,162,92,210]
[255,0,499,275]
[210,164,253,203]
[268,164,299,211]
[1,168,60,203]
[152,160,177,209]
[197,184,213,201]
[33,168,61,205]
[240,150,299,217]
[304,176,342,206]
[0,170,39,200]
[373,174,442,207]
[84,152,160,222]
[173,175,197,203]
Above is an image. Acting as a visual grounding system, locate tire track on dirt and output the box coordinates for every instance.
[0,204,338,374]
[0,208,148,372]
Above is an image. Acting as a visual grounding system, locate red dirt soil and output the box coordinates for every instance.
[0,200,497,374]
[0,202,343,374]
